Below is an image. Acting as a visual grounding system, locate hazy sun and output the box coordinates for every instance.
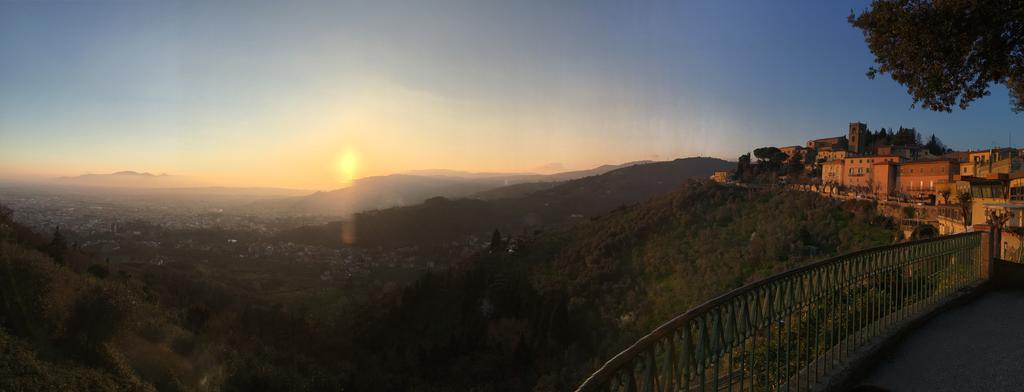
[335,147,360,185]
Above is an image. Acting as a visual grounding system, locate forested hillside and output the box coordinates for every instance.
[0,211,206,390]
[0,182,897,391]
[339,181,898,390]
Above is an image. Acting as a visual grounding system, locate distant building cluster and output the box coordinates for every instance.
[809,122,948,198]
[711,121,1024,259]
[711,122,1021,206]
[808,123,1024,204]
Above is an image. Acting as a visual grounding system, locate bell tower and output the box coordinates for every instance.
[848,122,867,154]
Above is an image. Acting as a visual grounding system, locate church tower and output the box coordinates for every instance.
[848,122,867,154]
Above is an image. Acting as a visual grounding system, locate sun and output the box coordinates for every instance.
[335,147,360,185]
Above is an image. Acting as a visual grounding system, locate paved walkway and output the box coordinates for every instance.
[857,289,1024,392]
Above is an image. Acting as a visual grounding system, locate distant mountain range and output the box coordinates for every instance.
[278,157,736,247]
[45,172,312,201]
[402,162,652,183]
[57,171,201,188]
[401,169,536,178]
[60,171,168,179]
[51,159,705,216]
[252,160,654,216]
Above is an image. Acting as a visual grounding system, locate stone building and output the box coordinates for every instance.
[848,122,868,154]
[710,171,731,183]
[822,160,844,185]
[898,159,958,197]
[841,155,901,190]
[806,136,845,150]
[816,147,847,163]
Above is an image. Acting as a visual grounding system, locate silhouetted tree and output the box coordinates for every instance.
[0,204,11,221]
[489,229,503,251]
[786,161,805,176]
[753,147,787,170]
[0,204,11,242]
[851,1,1024,112]
[47,226,68,265]
[890,127,919,146]
[924,134,949,155]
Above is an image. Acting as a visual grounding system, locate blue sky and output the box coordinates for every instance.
[0,0,1020,188]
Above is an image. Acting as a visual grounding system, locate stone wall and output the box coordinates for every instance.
[875,200,938,221]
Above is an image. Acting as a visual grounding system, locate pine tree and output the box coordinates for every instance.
[924,134,947,155]
[489,229,503,251]
[47,226,68,265]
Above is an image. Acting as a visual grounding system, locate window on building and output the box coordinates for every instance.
[1011,186,1024,201]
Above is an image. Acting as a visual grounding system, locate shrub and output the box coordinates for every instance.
[87,264,110,279]
[62,287,124,363]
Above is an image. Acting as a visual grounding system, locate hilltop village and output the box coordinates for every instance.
[713,122,1024,258]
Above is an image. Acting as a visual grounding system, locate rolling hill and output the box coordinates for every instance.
[249,174,501,216]
[254,160,658,216]
[280,157,737,247]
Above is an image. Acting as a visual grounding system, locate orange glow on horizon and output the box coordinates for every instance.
[334,147,360,186]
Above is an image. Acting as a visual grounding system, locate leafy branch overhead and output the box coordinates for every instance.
[850,0,1024,112]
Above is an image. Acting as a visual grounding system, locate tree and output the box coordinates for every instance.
[64,288,123,360]
[47,226,68,265]
[753,147,787,170]
[891,127,919,146]
[489,229,503,251]
[939,189,952,205]
[910,224,939,240]
[0,204,11,221]
[850,1,1024,112]
[924,134,950,155]
[0,204,11,242]
[958,191,973,227]
[786,161,805,178]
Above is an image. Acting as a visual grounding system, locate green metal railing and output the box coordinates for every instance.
[576,232,983,392]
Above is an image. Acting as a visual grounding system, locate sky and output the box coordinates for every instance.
[0,0,1020,190]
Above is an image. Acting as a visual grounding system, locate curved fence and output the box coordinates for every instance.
[576,232,983,392]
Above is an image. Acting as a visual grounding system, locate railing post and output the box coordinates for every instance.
[974,224,994,280]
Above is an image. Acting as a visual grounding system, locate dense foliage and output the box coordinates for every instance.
[851,0,1024,112]
[0,219,203,390]
[340,182,897,390]
[0,181,898,391]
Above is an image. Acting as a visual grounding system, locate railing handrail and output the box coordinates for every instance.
[576,231,982,391]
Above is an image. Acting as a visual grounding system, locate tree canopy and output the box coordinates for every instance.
[850,0,1024,112]
[753,147,788,167]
